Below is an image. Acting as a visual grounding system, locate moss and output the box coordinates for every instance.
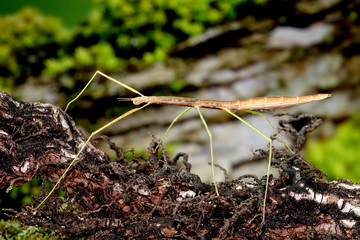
[0,220,65,240]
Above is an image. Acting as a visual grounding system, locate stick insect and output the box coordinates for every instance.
[37,70,331,223]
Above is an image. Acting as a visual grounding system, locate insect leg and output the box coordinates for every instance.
[153,107,192,153]
[225,109,271,223]
[243,110,294,154]
[65,70,144,112]
[37,102,150,208]
[196,108,220,196]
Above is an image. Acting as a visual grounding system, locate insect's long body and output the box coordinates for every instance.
[39,70,331,225]
[131,94,331,111]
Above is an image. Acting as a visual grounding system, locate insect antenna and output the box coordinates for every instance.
[117,98,134,102]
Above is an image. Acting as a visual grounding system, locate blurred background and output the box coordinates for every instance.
[0,0,359,234]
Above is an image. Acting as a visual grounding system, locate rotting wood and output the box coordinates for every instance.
[1,90,359,239]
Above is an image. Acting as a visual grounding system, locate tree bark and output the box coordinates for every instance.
[1,90,359,239]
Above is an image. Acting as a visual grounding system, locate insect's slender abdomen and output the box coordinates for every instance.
[230,94,331,111]
[141,94,331,111]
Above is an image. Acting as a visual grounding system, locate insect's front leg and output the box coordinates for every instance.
[65,70,144,112]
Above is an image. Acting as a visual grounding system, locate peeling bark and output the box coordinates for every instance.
[1,90,359,239]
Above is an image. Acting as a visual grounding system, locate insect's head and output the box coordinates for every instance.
[131,96,148,105]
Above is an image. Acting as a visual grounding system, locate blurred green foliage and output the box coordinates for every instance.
[306,111,360,182]
[9,179,40,205]
[0,0,267,93]
[0,0,93,29]
[46,0,267,76]
[0,7,68,91]
[8,177,66,205]
[0,219,65,240]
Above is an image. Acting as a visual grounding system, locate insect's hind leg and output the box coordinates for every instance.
[65,70,144,112]
[243,110,294,154]
[224,109,272,223]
